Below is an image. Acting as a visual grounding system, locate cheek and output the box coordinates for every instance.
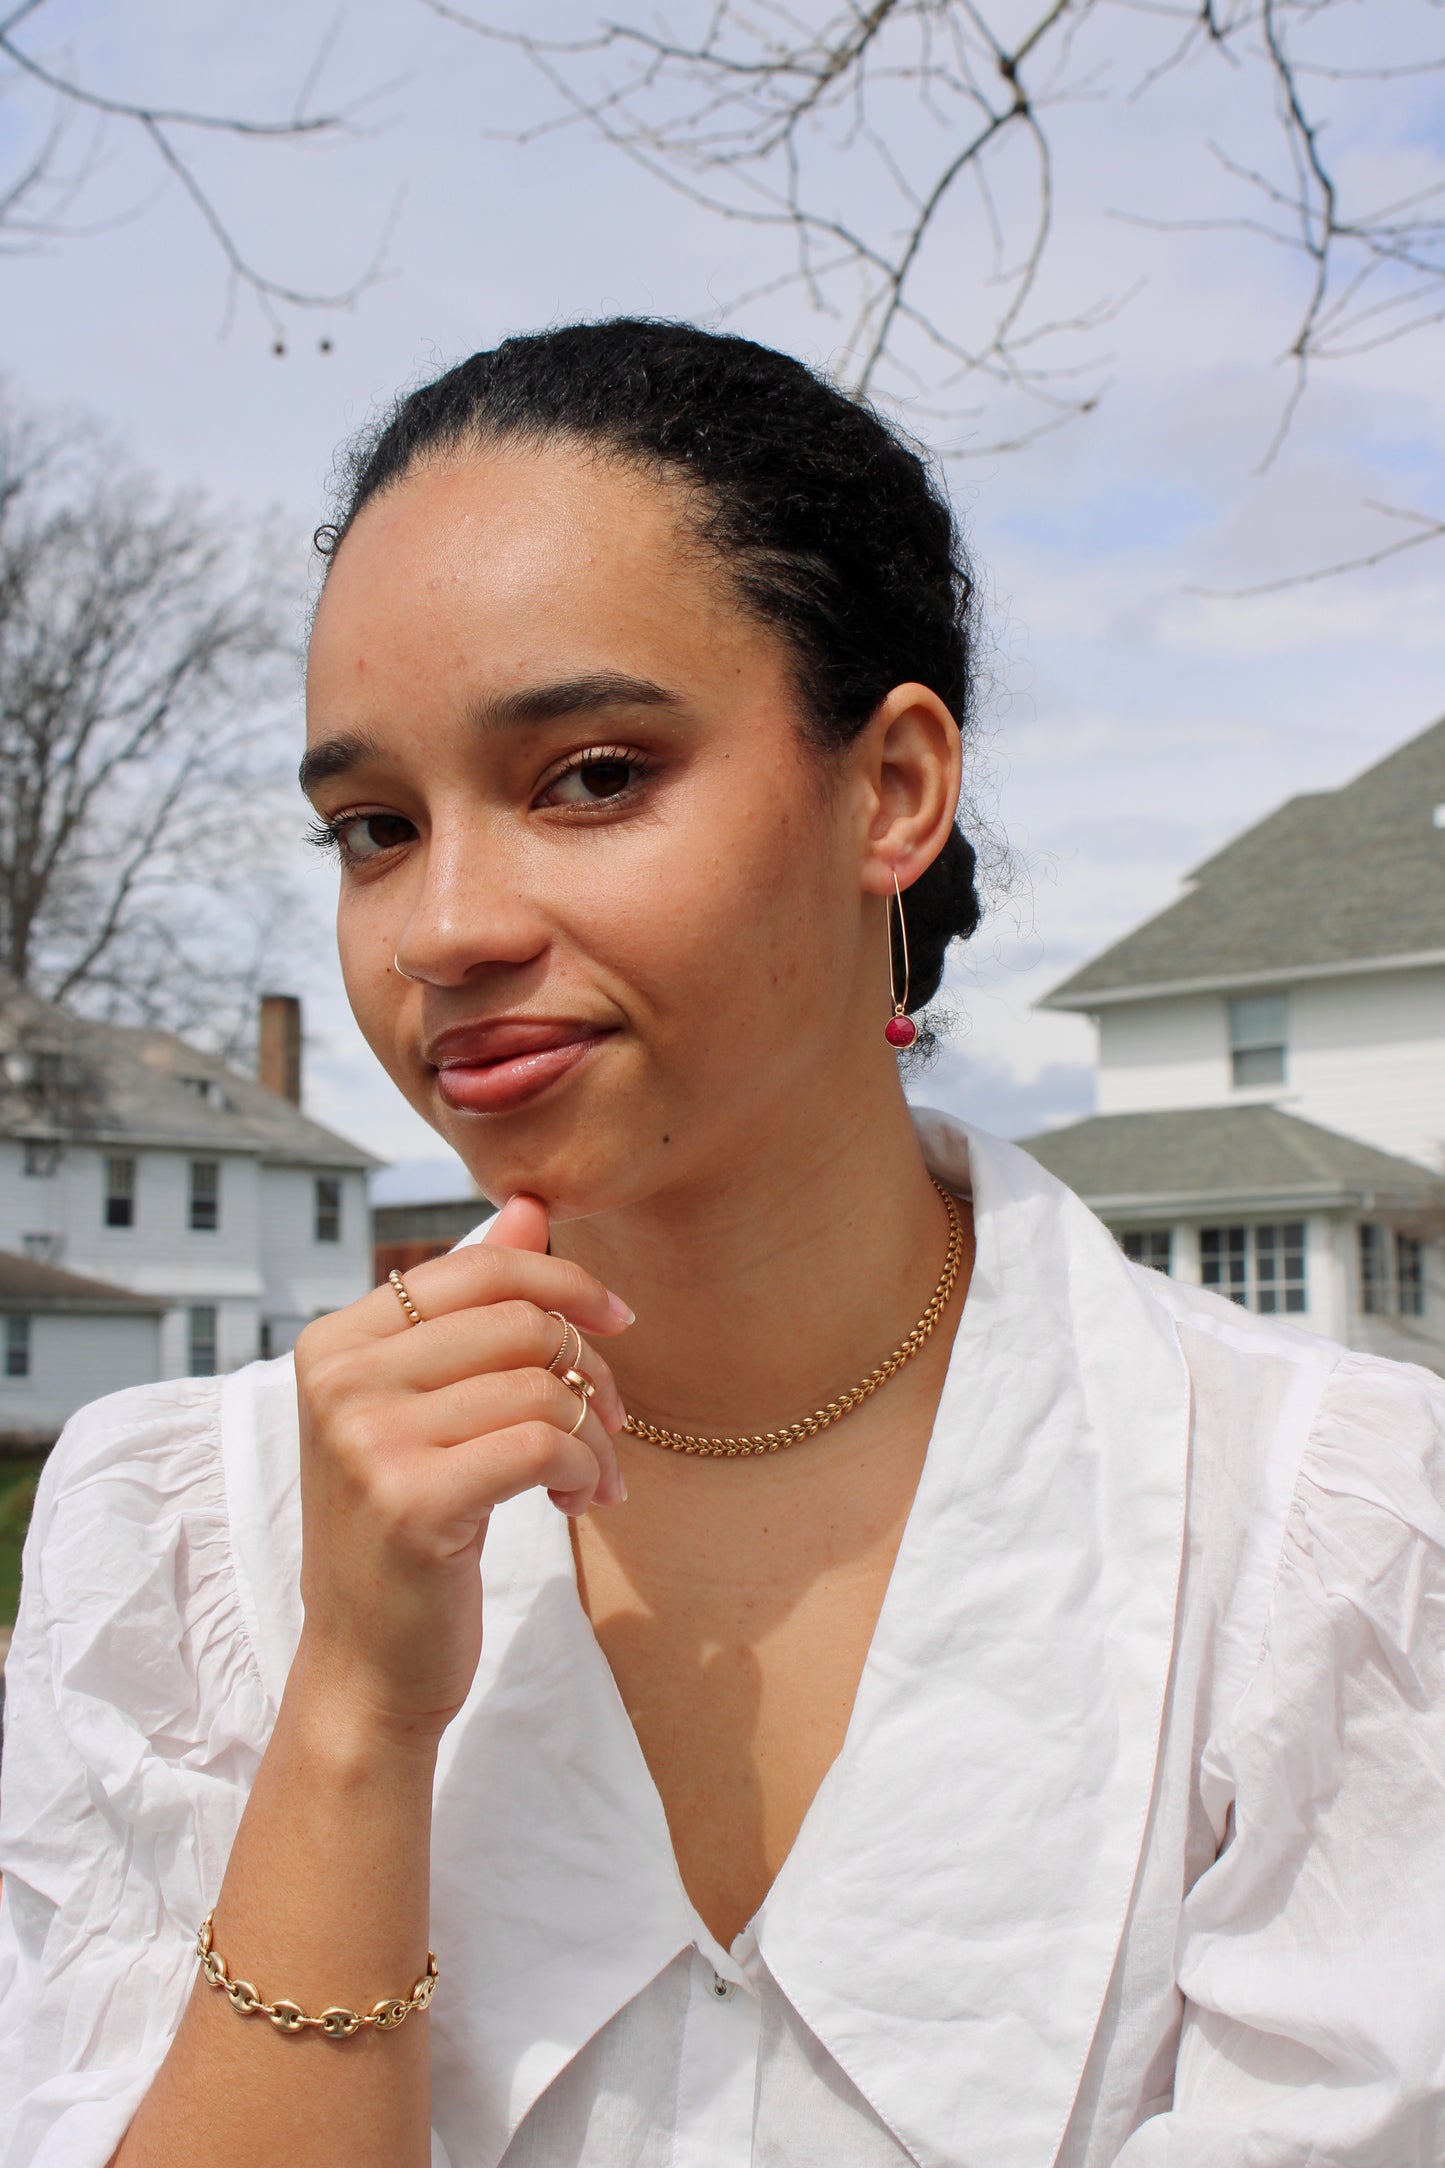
[582,767,842,1057]
[335,892,409,1072]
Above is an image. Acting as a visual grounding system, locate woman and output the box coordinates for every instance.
[2,320,1443,2168]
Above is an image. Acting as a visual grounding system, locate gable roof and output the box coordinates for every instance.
[1018,1106,1443,1221]
[0,980,377,1170]
[1043,716,1445,1009]
[0,1250,166,1313]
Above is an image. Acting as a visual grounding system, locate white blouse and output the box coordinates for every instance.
[3,1113,1445,2168]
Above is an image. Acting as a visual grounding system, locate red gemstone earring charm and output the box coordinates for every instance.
[884,869,918,1049]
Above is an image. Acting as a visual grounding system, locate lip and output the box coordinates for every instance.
[429,1017,615,1116]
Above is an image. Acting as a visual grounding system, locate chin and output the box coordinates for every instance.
[433,1078,683,1226]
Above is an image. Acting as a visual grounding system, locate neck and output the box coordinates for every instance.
[553,1061,962,1440]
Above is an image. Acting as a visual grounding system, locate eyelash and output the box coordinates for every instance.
[535,742,653,810]
[305,743,655,863]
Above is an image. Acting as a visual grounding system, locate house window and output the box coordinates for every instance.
[23,1142,60,1177]
[1201,1223,1306,1313]
[189,1160,220,1232]
[105,1155,136,1228]
[4,1315,30,1378]
[314,1176,342,1244]
[188,1305,218,1376]
[1253,1222,1307,1314]
[1361,1225,1428,1319]
[29,1049,69,1092]
[21,1232,62,1264]
[1228,993,1288,1089]
[1200,1225,1248,1305]
[1121,1229,1172,1274]
[1360,1224,1391,1315]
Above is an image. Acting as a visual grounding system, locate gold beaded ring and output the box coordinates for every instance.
[387,1268,425,1328]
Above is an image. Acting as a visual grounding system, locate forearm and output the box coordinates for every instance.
[114,1643,438,2168]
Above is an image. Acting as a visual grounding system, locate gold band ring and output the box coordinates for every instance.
[560,1365,596,1436]
[544,1310,582,1379]
[388,1269,424,1327]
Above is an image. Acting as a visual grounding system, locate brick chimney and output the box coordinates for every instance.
[258,993,302,1105]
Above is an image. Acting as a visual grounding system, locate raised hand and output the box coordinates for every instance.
[291,1194,633,1748]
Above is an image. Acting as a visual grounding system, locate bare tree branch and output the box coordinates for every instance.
[0,0,394,330]
[1187,499,1445,595]
[434,0,1445,474]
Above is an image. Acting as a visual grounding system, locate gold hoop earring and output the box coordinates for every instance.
[884,870,917,1049]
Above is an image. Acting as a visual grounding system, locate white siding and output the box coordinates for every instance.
[1095,997,1231,1113]
[59,1145,263,1299]
[0,1311,161,1438]
[1094,966,1445,1168]
[0,1140,369,1383]
[259,1167,373,1351]
[1288,970,1445,1169]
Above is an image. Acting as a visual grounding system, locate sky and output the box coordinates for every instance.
[3,0,1443,1203]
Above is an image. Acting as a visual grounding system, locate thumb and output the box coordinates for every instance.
[482,1192,551,1254]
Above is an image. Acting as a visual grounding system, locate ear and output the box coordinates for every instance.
[853,682,963,897]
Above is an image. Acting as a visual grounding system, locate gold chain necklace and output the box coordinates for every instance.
[622,1178,965,1459]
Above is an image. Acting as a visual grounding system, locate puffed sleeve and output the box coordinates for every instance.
[1117,1350,1445,2164]
[0,1379,273,2168]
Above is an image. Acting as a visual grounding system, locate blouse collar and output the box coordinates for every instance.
[224,1113,1189,2168]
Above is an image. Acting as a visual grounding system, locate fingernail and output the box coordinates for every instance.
[612,1473,629,1505]
[607,1291,635,1325]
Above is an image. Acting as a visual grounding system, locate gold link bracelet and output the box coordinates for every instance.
[196,1914,438,2038]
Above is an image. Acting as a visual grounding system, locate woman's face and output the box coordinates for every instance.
[304,444,887,1219]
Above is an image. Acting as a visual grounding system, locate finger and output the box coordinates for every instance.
[419,1419,613,1522]
[482,1193,550,1254]
[374,1303,627,1433]
[335,1243,634,1350]
[410,1366,622,1497]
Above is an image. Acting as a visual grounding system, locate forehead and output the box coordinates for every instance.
[307,445,737,701]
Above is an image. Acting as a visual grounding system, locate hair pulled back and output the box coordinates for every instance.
[325,319,981,1009]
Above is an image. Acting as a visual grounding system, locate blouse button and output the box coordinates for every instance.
[708,1971,735,2001]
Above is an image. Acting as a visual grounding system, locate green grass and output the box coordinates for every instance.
[0,1460,45,1631]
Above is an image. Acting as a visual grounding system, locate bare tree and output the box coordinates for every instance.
[0,393,304,1057]
[433,0,1445,568]
[0,0,390,343]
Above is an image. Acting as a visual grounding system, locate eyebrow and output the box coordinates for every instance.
[471,672,683,732]
[298,730,386,797]
[298,674,683,798]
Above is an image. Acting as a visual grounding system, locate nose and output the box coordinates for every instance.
[391,819,549,989]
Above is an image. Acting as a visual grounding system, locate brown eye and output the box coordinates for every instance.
[577,759,633,799]
[540,749,650,809]
[336,812,416,860]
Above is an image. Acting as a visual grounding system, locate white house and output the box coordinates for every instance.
[0,986,378,1419]
[0,1250,164,1446]
[1023,716,1445,1373]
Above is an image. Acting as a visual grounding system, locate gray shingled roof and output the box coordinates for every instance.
[1018,1107,1443,1219]
[0,980,377,1170]
[0,1250,166,1313]
[1044,716,1445,1007]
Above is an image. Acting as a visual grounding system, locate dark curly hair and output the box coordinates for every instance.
[322,318,981,1009]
